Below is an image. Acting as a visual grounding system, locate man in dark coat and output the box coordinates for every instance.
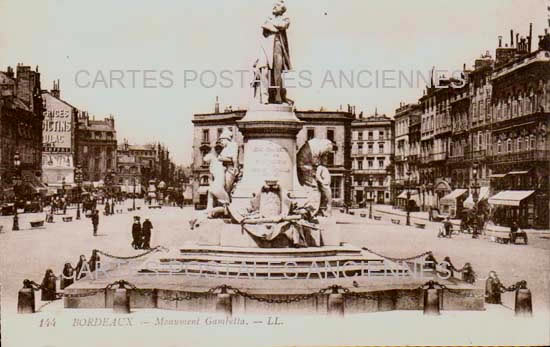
[485,271,506,304]
[91,210,99,236]
[40,269,57,301]
[142,218,153,249]
[131,216,142,249]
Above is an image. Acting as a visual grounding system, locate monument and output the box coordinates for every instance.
[64,1,483,315]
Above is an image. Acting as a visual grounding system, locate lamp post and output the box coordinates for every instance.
[12,152,21,231]
[132,177,136,210]
[406,171,412,226]
[471,162,480,238]
[367,175,373,219]
[75,166,82,220]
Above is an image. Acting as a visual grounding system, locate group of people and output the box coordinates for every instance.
[39,251,101,301]
[131,216,154,249]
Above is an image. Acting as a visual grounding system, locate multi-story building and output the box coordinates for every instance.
[116,140,157,194]
[487,31,550,228]
[0,64,44,199]
[350,112,394,206]
[41,81,78,192]
[75,112,117,183]
[190,101,353,208]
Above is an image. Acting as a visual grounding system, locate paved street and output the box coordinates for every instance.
[1,202,550,318]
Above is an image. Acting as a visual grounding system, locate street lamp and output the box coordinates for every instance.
[367,175,373,219]
[132,177,136,210]
[471,162,481,238]
[406,171,412,226]
[75,166,82,220]
[12,152,21,231]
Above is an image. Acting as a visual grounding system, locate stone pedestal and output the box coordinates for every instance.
[231,104,303,213]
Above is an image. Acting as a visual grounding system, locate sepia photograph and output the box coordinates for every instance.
[0,0,549,346]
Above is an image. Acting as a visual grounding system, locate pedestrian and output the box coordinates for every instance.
[89,249,100,272]
[485,271,506,304]
[60,263,75,289]
[40,269,57,301]
[105,200,110,216]
[91,209,99,236]
[443,216,453,238]
[131,216,142,249]
[509,221,519,244]
[142,218,153,249]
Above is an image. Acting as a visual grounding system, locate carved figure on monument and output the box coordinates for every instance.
[315,155,332,217]
[253,0,292,105]
[217,128,240,196]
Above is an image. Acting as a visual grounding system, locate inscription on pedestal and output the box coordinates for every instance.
[243,140,292,189]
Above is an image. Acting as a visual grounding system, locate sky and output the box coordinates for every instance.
[0,0,548,165]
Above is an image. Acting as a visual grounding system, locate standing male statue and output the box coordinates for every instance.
[253,0,292,105]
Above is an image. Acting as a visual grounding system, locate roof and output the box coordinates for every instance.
[488,190,535,206]
[42,91,78,110]
[78,121,115,132]
[397,189,419,199]
[440,189,468,203]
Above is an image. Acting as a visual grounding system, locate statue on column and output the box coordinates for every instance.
[252,0,293,105]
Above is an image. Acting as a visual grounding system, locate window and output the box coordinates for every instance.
[368,131,373,140]
[530,135,535,149]
[518,137,522,151]
[368,144,373,153]
[378,159,384,168]
[358,142,363,153]
[378,143,384,153]
[379,131,384,140]
[378,178,384,186]
[497,140,502,153]
[83,146,88,154]
[525,136,530,150]
[507,139,512,152]
[307,128,315,140]
[331,176,341,199]
[202,129,209,143]
[200,176,209,185]
[217,128,223,139]
[327,128,335,143]
[357,160,363,170]
[358,131,363,140]
[368,159,373,168]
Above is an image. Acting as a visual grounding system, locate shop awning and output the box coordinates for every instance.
[464,186,490,209]
[440,189,468,204]
[397,189,419,199]
[489,173,507,178]
[488,190,535,207]
[508,170,529,175]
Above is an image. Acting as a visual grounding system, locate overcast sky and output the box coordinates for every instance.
[0,0,548,164]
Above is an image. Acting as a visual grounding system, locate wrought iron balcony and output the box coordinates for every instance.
[489,150,550,164]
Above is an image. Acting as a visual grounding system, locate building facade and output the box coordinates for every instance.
[0,64,44,199]
[75,113,117,184]
[190,104,353,208]
[350,112,394,206]
[41,81,78,191]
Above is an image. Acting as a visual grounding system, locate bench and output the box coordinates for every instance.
[349,211,355,215]
[432,214,445,222]
[62,217,73,222]
[30,220,45,228]
[414,222,426,229]
[391,218,401,225]
[373,215,381,221]
[339,208,346,213]
[489,231,528,245]
[148,205,161,209]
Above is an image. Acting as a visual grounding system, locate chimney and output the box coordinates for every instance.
[516,33,519,49]
[214,96,220,113]
[527,23,533,53]
[511,30,514,47]
[51,79,60,98]
[498,35,502,48]
[6,66,14,78]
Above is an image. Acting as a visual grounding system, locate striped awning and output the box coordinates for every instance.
[488,190,535,207]
[440,189,468,204]
[464,186,490,209]
[397,189,418,199]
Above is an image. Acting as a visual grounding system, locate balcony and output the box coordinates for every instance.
[394,155,407,162]
[469,149,487,161]
[489,150,550,164]
[408,155,419,165]
[447,155,464,164]
[353,169,388,175]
